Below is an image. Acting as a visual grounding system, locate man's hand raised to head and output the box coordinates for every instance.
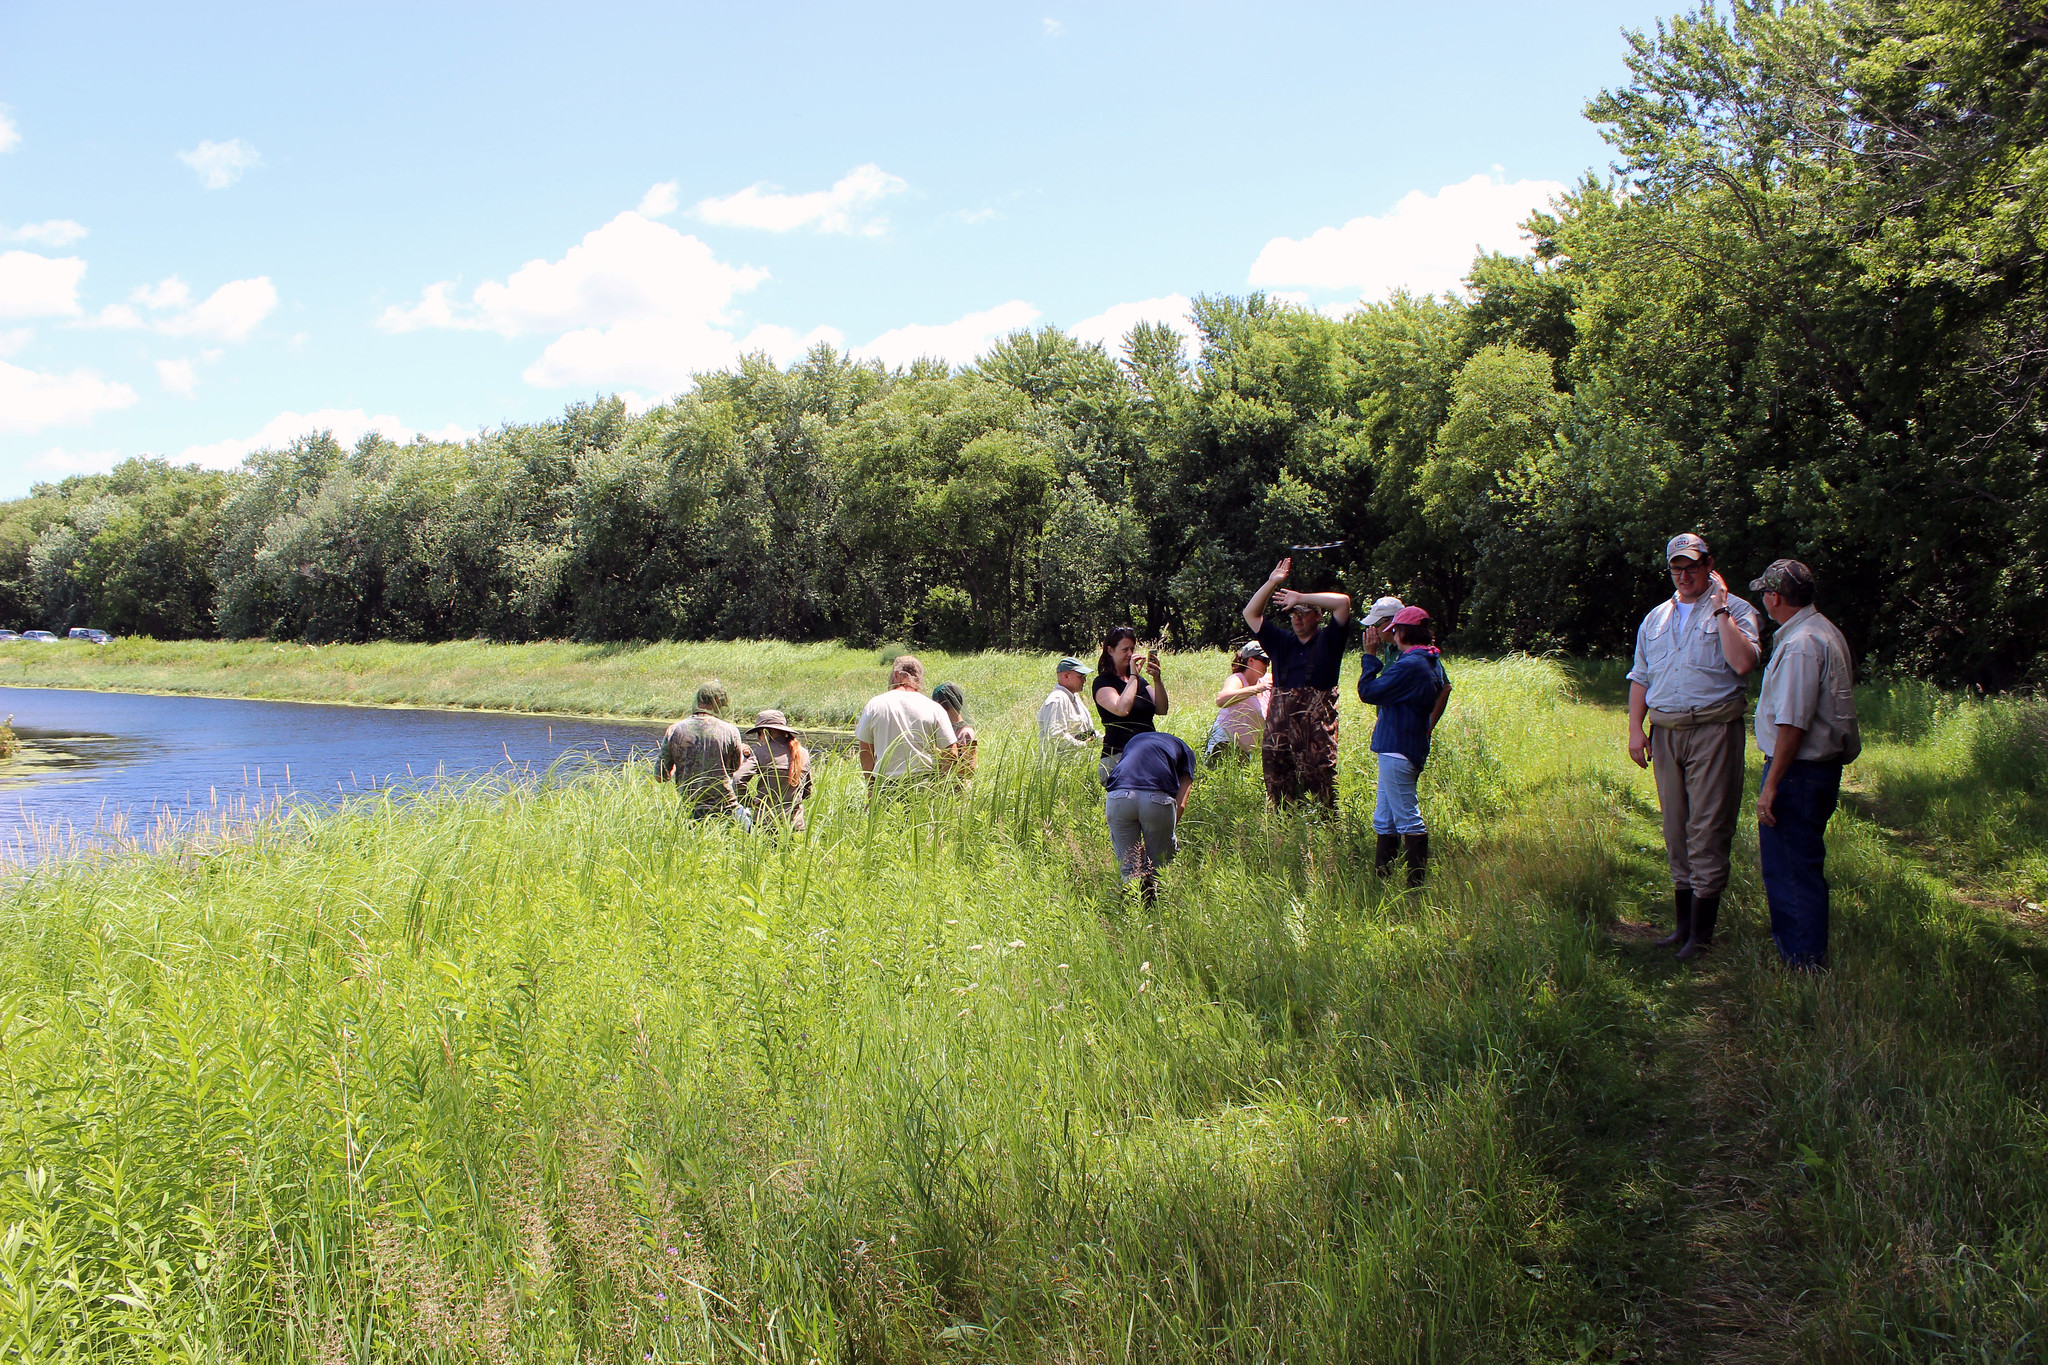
[1267,557,1291,585]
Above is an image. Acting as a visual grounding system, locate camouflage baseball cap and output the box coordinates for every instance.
[1749,559,1815,596]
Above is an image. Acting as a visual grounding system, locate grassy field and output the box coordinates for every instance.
[0,638,1077,729]
[1,650,2045,1362]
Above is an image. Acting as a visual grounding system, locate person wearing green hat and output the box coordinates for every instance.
[1037,656,1099,757]
[932,682,978,786]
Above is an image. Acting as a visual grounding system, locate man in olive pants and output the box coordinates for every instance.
[1627,533,1762,958]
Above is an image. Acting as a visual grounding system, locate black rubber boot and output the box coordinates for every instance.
[1403,833,1429,887]
[1655,888,1695,949]
[1140,873,1158,909]
[1678,892,1720,960]
[1374,833,1401,877]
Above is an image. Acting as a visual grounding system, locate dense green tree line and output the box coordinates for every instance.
[4,0,2041,685]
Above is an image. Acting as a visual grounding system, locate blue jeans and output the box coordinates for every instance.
[1105,790,1179,881]
[1372,752,1424,836]
[1758,757,1842,968]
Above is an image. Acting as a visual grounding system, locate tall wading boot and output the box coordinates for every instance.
[1403,833,1429,888]
[1656,888,1695,949]
[1374,833,1401,877]
[1677,892,1720,961]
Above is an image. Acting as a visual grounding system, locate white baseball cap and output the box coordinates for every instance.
[1362,595,1404,628]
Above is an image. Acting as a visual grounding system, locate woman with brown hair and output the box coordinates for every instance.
[1092,626,1171,786]
[744,710,814,832]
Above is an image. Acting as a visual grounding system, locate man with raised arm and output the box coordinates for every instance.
[1626,533,1762,959]
[1243,557,1352,807]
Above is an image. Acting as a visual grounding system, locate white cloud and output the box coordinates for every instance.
[24,447,124,478]
[1043,17,1065,36]
[955,207,999,225]
[1248,173,1566,299]
[637,181,680,217]
[95,275,277,342]
[0,360,138,433]
[0,107,18,154]
[854,301,1041,370]
[383,208,793,398]
[1069,293,1202,365]
[0,251,87,319]
[5,220,89,247]
[180,409,470,469]
[177,138,262,189]
[694,163,906,235]
[130,276,192,310]
[156,358,197,397]
[0,327,31,357]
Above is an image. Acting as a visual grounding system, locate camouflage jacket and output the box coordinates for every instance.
[658,712,757,814]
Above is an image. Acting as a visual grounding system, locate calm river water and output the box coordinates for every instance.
[0,687,668,863]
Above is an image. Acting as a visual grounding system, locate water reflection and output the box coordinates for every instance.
[0,687,667,865]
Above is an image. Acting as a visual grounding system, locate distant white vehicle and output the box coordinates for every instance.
[22,631,60,643]
[67,628,114,644]
[0,631,18,643]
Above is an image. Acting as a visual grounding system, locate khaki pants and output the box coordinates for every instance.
[1651,717,1746,896]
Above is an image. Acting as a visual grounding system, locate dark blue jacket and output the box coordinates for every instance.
[1356,647,1450,770]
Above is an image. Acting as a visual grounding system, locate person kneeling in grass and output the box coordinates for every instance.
[1103,729,1195,907]
[1356,607,1452,885]
[658,680,759,831]
[1205,641,1271,764]
[931,682,978,787]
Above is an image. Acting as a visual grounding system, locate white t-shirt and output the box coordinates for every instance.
[855,689,958,777]
[1672,600,1695,634]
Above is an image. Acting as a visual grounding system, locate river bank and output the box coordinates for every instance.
[0,638,1086,728]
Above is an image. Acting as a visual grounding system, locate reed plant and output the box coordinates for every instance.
[2,655,2045,1361]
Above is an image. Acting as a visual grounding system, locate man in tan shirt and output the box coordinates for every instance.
[1626,533,1762,958]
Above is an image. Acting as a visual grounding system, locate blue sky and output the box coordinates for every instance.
[1,1,1672,497]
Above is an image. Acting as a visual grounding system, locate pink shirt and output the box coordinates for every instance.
[1213,671,1269,749]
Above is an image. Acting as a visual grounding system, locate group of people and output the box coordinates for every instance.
[653,656,980,832]
[655,533,1861,970]
[1036,556,1454,903]
[1629,534,1859,969]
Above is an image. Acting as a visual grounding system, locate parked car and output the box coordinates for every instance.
[67,628,114,644]
[0,631,18,643]
[21,631,60,643]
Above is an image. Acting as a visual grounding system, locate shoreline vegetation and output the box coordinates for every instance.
[2,651,2045,1358]
[0,638,1081,730]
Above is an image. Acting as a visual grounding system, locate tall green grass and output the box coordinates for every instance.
[2,654,2046,1361]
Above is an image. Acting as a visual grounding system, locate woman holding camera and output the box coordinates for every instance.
[1093,625,1171,787]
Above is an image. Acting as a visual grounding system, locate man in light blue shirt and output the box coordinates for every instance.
[1626,533,1762,959]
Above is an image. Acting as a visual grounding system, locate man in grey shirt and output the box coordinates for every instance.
[1627,533,1762,959]
[1751,559,1861,968]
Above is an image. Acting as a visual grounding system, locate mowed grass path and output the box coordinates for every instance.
[1,652,2045,1362]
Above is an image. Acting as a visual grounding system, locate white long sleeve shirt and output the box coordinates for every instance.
[1037,685,1098,754]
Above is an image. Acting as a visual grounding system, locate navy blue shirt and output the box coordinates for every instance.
[1256,617,1349,691]
[1356,648,1451,770]
[1106,731,1195,796]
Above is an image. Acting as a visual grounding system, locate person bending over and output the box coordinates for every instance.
[932,681,978,787]
[1243,557,1352,807]
[1093,626,1170,787]
[1356,607,1452,885]
[1103,729,1196,908]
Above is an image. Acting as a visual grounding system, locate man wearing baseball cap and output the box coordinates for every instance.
[1244,555,1353,807]
[1037,655,1100,758]
[1749,559,1861,969]
[1626,533,1762,958]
